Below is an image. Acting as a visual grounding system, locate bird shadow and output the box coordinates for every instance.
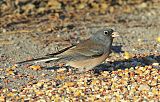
[44,54,159,74]
[43,45,159,74]
[44,65,72,72]
[45,66,60,70]
[44,45,124,71]
[94,54,160,74]
[112,45,124,53]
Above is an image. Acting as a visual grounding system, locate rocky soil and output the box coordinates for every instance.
[0,0,159,101]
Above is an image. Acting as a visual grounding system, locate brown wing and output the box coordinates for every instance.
[56,39,105,61]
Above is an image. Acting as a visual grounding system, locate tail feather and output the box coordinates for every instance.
[15,45,75,66]
[15,56,59,66]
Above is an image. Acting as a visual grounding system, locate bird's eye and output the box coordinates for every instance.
[104,31,108,35]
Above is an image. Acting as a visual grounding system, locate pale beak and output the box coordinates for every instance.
[112,32,119,38]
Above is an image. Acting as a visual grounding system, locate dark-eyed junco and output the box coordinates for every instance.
[16,28,119,71]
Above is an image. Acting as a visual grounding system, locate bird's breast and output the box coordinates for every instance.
[66,53,109,71]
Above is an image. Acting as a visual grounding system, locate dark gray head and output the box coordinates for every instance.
[91,28,118,53]
[91,28,114,44]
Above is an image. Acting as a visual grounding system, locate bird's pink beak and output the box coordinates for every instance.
[112,32,119,38]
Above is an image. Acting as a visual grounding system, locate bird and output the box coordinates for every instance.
[16,28,119,72]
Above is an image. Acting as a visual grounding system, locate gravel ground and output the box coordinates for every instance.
[0,1,160,101]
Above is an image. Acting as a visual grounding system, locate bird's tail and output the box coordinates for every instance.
[15,56,59,66]
[15,45,75,66]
